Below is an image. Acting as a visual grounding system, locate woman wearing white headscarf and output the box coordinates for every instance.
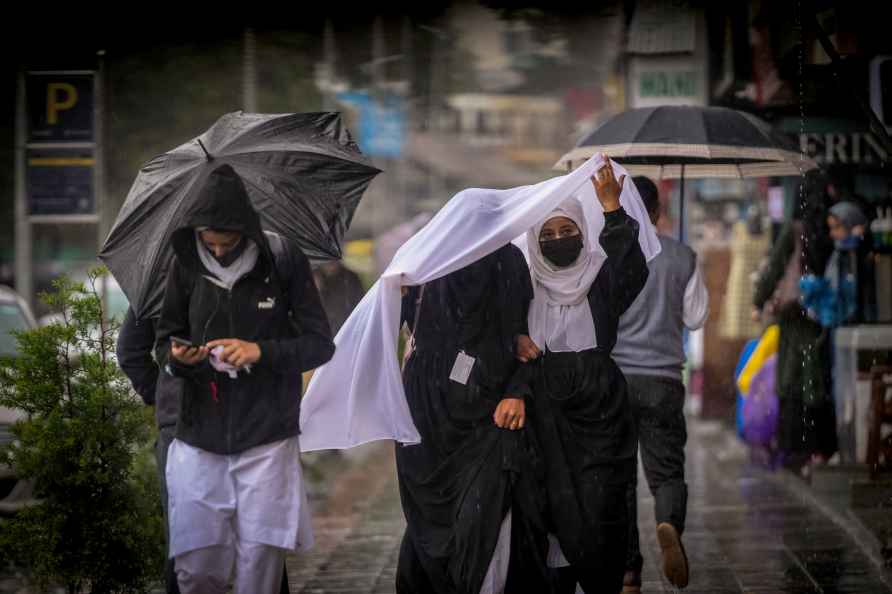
[507,160,649,594]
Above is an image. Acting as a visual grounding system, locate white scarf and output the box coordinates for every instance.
[195,231,259,291]
[526,196,603,352]
[299,155,660,452]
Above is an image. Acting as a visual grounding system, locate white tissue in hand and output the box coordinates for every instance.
[209,345,251,379]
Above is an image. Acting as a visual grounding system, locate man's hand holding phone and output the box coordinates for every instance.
[170,337,209,365]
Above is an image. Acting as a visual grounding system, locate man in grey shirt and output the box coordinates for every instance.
[613,177,709,592]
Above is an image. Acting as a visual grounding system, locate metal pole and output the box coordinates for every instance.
[401,16,412,105]
[400,16,411,221]
[14,70,32,309]
[95,51,108,313]
[679,164,686,243]
[423,24,445,205]
[426,25,437,203]
[372,17,385,237]
[243,28,257,112]
[95,53,105,241]
[322,19,337,112]
[372,17,385,99]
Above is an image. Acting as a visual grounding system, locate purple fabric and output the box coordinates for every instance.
[742,354,779,446]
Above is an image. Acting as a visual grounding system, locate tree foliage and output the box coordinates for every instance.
[0,268,164,594]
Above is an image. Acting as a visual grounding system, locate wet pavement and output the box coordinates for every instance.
[2,419,891,593]
[284,444,404,594]
[633,421,892,593]
[284,419,892,594]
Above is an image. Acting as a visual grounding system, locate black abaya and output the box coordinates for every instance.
[396,243,549,594]
[510,209,649,594]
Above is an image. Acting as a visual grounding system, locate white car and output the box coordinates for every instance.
[38,273,129,326]
[0,285,38,514]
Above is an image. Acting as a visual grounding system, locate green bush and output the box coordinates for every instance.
[0,268,165,594]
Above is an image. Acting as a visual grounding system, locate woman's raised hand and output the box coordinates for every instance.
[590,154,624,213]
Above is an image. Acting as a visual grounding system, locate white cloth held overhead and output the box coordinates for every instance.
[299,155,661,452]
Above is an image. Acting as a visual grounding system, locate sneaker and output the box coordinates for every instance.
[810,453,828,466]
[622,569,642,593]
[656,522,689,588]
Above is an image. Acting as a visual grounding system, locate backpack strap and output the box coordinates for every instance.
[263,230,293,293]
[263,231,308,338]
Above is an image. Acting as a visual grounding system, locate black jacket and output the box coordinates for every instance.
[117,308,182,428]
[117,308,159,406]
[155,164,335,454]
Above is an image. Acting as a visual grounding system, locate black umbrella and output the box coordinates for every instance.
[99,111,381,320]
[554,105,817,238]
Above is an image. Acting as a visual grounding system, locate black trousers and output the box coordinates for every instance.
[623,375,688,574]
[156,426,181,594]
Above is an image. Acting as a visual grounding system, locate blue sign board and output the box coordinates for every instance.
[336,91,405,157]
[27,148,95,215]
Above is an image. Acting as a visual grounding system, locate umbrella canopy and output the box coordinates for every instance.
[554,105,817,178]
[554,105,817,241]
[99,111,381,320]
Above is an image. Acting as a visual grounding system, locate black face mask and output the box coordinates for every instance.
[540,235,583,268]
[207,236,246,267]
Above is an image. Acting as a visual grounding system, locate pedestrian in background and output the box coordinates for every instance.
[753,173,837,475]
[613,176,709,592]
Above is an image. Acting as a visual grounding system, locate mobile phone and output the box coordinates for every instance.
[170,336,195,348]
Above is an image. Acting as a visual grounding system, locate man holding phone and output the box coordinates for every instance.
[155,164,334,594]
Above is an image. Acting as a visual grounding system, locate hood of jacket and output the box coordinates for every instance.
[170,163,272,275]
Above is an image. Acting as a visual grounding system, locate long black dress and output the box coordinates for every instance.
[509,209,649,594]
[396,243,550,594]
[753,219,837,462]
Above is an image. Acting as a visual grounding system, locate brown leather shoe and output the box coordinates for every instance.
[622,569,642,593]
[656,522,689,588]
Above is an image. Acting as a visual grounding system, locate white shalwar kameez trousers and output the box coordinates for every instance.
[166,435,313,594]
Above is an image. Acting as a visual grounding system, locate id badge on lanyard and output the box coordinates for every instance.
[449,350,476,385]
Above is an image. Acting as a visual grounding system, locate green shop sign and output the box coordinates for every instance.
[639,70,698,98]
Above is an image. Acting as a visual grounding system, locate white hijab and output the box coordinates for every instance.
[527,196,603,352]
